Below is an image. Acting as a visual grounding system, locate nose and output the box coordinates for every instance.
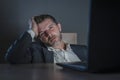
[44,30,52,37]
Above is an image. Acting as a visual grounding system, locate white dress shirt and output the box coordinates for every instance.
[48,44,81,63]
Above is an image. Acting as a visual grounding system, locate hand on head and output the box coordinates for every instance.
[28,17,39,37]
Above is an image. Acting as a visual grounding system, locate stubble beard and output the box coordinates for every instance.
[46,33,62,47]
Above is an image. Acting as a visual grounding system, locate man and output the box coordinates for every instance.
[5,14,87,64]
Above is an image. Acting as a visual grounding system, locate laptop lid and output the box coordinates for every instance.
[88,0,120,72]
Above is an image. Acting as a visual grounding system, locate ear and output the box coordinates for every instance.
[57,23,62,32]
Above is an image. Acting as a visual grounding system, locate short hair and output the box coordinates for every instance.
[34,14,58,24]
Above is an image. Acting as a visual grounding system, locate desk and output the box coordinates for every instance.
[0,64,120,80]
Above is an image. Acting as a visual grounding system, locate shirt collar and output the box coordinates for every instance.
[47,43,72,51]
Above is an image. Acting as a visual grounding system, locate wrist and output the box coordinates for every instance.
[27,29,35,39]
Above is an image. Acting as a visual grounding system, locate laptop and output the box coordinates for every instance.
[56,61,88,72]
[56,0,120,73]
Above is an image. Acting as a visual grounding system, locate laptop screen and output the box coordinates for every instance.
[88,0,120,72]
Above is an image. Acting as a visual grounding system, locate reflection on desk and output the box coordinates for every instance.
[0,64,120,80]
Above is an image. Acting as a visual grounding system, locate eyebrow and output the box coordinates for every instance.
[39,23,56,36]
[48,23,56,27]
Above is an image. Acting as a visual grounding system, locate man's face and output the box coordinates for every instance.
[37,19,62,46]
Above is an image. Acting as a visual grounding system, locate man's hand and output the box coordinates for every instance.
[29,17,39,37]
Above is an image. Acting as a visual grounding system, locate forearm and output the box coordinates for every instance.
[5,31,33,64]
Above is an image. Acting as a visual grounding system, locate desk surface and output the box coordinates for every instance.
[0,64,120,80]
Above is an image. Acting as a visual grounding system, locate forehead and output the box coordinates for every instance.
[38,19,54,27]
[38,19,56,31]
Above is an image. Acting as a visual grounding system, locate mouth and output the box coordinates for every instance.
[48,35,57,43]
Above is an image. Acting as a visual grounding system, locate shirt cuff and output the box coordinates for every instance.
[27,29,35,41]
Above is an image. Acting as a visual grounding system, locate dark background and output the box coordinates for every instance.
[0,0,90,63]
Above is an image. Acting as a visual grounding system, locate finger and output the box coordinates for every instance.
[28,19,32,29]
[31,17,36,24]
